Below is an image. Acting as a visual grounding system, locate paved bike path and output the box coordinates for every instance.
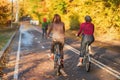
[2,23,119,80]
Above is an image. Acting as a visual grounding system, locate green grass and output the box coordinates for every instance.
[0,27,16,50]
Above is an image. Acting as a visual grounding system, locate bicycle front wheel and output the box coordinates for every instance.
[85,56,91,72]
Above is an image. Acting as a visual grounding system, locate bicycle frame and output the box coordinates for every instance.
[53,42,63,75]
[54,43,61,65]
[86,43,91,61]
[82,43,91,72]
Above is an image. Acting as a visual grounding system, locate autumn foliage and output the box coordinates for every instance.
[0,0,120,40]
[0,0,11,25]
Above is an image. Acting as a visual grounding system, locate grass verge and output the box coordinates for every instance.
[0,26,17,50]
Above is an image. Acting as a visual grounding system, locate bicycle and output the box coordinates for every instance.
[47,35,67,76]
[53,41,65,76]
[80,43,91,72]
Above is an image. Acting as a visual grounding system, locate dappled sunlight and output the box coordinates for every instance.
[21,31,34,46]
[1,21,119,80]
[0,0,120,41]
[20,22,35,32]
[64,54,71,61]
[4,50,55,79]
[18,51,56,80]
[89,65,118,80]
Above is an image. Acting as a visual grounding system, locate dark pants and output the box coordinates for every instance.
[51,41,64,59]
[42,28,47,38]
[79,34,94,58]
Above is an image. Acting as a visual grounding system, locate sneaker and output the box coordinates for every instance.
[51,54,54,60]
[60,69,68,77]
[77,62,83,67]
[48,54,54,60]
[89,46,96,56]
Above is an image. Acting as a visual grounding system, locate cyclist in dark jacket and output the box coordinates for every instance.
[77,15,95,66]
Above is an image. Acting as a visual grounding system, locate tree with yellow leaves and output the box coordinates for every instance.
[0,0,11,25]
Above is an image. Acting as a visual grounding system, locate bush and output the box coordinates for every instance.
[69,14,80,30]
[12,22,20,28]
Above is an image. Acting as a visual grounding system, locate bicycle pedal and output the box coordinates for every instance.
[47,54,54,60]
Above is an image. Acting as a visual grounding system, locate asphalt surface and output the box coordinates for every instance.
[2,23,120,80]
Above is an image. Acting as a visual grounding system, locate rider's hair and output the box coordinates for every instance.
[85,15,92,22]
[52,14,61,23]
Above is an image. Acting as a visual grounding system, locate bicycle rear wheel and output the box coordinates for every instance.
[53,44,62,76]
[56,64,62,76]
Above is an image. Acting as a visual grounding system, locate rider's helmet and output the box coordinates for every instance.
[85,15,92,22]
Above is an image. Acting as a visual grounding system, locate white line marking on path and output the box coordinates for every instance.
[33,26,120,79]
[91,58,120,79]
[65,44,120,79]
[13,26,22,80]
